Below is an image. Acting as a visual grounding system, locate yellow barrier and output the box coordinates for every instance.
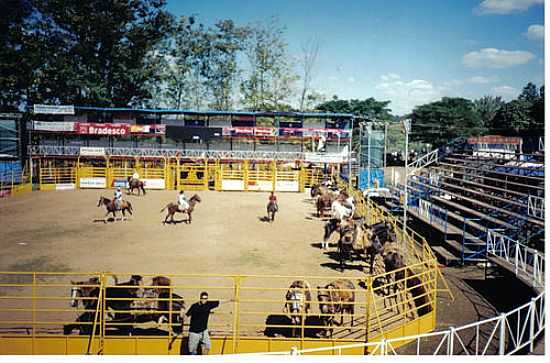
[1,170,32,197]
[215,163,303,192]
[303,168,326,188]
[0,265,437,354]
[177,165,208,190]
[39,167,76,190]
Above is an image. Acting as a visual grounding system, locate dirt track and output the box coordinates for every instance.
[0,189,368,277]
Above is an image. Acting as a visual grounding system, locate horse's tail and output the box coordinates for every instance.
[126,201,133,212]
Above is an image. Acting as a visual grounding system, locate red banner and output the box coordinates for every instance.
[468,135,522,145]
[76,123,130,136]
[254,127,277,137]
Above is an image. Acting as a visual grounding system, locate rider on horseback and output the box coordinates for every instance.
[268,191,278,212]
[340,191,355,217]
[178,190,189,212]
[131,169,140,184]
[114,187,123,210]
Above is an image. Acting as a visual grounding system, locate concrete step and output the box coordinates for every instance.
[432,246,461,266]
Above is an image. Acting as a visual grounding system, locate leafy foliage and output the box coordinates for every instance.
[410,97,483,146]
[315,97,393,120]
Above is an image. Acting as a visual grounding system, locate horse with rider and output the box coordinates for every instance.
[161,190,202,224]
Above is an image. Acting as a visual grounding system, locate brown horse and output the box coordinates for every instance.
[317,279,355,336]
[360,221,398,274]
[134,276,186,334]
[316,193,334,218]
[127,177,146,196]
[283,280,312,337]
[98,196,133,222]
[161,194,202,225]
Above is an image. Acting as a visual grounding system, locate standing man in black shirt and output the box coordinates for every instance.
[186,291,220,355]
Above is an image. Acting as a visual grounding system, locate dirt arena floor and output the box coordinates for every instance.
[0,189,369,276]
[0,189,542,351]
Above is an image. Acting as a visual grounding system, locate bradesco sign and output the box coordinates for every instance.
[76,123,130,136]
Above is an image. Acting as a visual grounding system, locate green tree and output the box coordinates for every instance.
[153,16,210,110]
[518,82,539,104]
[530,85,544,130]
[410,97,483,146]
[490,99,532,134]
[0,0,34,110]
[240,19,298,111]
[473,95,504,129]
[315,97,393,120]
[25,0,174,107]
[201,20,250,110]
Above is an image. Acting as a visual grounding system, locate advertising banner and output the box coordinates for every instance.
[76,123,130,136]
[141,179,165,189]
[130,124,166,135]
[79,177,106,188]
[55,183,76,190]
[254,127,277,137]
[112,179,129,189]
[33,121,75,132]
[79,147,106,156]
[231,127,254,136]
[33,104,75,115]
[304,152,346,163]
[275,180,299,192]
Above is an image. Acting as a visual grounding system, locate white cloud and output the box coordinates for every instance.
[347,76,356,83]
[327,75,339,81]
[465,76,498,84]
[463,48,535,68]
[380,73,400,82]
[376,74,442,115]
[475,0,543,15]
[525,24,544,40]
[491,85,519,100]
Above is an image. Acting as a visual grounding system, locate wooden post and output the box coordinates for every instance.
[32,273,36,354]
[272,160,276,192]
[231,276,242,353]
[243,160,249,191]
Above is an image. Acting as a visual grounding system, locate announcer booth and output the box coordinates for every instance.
[468,135,523,159]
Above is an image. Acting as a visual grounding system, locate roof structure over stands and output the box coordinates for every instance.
[71,106,358,119]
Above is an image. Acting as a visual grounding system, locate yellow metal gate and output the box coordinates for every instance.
[177,163,208,190]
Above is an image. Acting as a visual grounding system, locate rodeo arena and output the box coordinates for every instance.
[0,105,545,356]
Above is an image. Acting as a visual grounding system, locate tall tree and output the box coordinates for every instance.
[530,85,544,130]
[518,82,539,104]
[410,97,483,146]
[0,0,34,110]
[240,19,298,111]
[490,99,532,134]
[316,97,393,120]
[298,37,320,111]
[473,95,505,129]
[152,16,209,109]
[201,20,250,110]
[26,0,174,107]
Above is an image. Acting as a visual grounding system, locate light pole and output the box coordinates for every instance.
[402,119,411,237]
[348,117,354,191]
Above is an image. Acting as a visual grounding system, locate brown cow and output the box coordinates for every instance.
[317,279,355,336]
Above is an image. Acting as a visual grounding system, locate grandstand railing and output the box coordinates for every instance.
[265,290,544,355]
[487,230,545,290]
[28,145,354,162]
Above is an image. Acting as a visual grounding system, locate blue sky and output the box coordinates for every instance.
[167,0,544,115]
